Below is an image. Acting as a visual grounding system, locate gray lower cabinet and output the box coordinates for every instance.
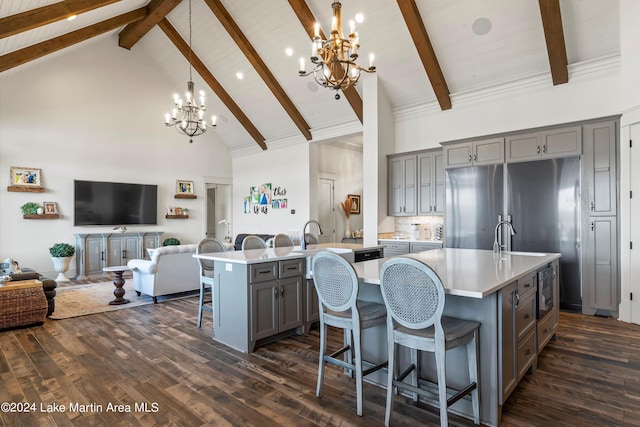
[583,216,618,315]
[305,279,319,327]
[213,257,305,353]
[410,242,442,253]
[75,232,163,279]
[380,241,410,256]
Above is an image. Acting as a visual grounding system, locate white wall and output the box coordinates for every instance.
[231,141,310,242]
[0,36,232,278]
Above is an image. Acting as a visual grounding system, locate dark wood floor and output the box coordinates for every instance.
[1,296,639,426]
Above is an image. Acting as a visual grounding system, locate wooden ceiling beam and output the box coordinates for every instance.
[0,8,146,73]
[158,18,267,150]
[538,0,569,85]
[203,0,312,141]
[0,0,120,39]
[397,0,451,110]
[287,0,364,123]
[119,0,182,50]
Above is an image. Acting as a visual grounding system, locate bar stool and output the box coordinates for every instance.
[195,238,225,328]
[312,251,388,416]
[273,233,294,247]
[379,257,480,427]
[242,235,267,250]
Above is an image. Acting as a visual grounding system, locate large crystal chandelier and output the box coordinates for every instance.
[164,0,216,143]
[298,1,375,99]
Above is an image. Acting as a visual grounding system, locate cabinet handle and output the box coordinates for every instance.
[122,250,126,259]
[101,251,105,261]
[524,314,530,319]
[286,266,297,271]
[469,154,472,162]
[537,146,540,154]
[591,222,594,231]
[473,154,477,161]
[280,286,284,297]
[524,283,531,288]
[590,201,595,211]
[515,290,520,308]
[274,288,279,299]
[542,144,547,153]
[543,328,548,333]
[524,349,531,355]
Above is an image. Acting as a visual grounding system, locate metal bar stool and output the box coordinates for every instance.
[195,238,225,328]
[379,257,480,426]
[312,251,388,416]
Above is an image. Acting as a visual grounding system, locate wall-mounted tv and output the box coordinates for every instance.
[74,180,158,226]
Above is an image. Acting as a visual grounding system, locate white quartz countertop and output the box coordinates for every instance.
[194,242,385,265]
[378,238,443,244]
[353,248,560,298]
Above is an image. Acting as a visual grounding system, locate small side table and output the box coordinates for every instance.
[102,266,130,305]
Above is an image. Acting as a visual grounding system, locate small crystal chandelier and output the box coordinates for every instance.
[298,1,375,100]
[164,0,216,143]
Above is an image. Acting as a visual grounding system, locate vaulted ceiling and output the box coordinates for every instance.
[0,0,620,151]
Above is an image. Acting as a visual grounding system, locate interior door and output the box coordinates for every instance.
[206,187,216,238]
[318,178,335,243]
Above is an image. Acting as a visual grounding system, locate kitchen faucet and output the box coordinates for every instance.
[493,220,517,253]
[301,220,323,250]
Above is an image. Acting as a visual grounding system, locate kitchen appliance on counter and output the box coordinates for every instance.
[445,157,581,312]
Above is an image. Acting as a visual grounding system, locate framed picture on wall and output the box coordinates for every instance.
[175,207,184,215]
[10,166,42,187]
[348,194,361,214]
[176,180,194,195]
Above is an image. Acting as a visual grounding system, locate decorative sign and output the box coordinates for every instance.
[243,183,288,215]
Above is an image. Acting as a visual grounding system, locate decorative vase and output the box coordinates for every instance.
[51,256,72,282]
[345,218,352,238]
[37,207,44,215]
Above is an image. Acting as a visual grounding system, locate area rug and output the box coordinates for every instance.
[49,280,197,319]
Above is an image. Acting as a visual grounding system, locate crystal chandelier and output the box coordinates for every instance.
[164,0,216,143]
[298,1,375,99]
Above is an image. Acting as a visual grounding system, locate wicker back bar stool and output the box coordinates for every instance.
[195,238,225,328]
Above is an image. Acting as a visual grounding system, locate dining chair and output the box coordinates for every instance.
[312,251,388,416]
[195,238,225,328]
[379,257,480,427]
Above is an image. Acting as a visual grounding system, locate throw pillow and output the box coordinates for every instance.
[1,258,21,274]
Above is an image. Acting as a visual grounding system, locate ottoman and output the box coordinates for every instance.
[0,279,48,330]
[11,270,57,317]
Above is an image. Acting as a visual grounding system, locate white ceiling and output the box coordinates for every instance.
[0,0,621,151]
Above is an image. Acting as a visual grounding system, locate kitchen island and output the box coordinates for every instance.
[195,246,559,427]
[352,248,560,426]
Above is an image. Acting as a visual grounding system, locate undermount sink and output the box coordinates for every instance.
[505,251,547,257]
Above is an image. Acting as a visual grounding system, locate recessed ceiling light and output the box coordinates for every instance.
[67,15,77,21]
[355,13,364,24]
[236,72,243,80]
[285,47,293,56]
[472,17,492,36]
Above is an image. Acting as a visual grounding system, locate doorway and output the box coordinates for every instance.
[318,178,335,243]
[205,182,232,243]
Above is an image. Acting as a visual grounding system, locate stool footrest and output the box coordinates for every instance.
[396,363,416,382]
[392,378,477,409]
[328,345,350,359]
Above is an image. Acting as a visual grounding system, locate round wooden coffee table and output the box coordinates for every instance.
[103,266,130,305]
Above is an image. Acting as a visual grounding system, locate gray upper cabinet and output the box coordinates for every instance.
[582,121,617,216]
[388,154,417,216]
[506,126,582,163]
[444,137,504,168]
[418,149,445,215]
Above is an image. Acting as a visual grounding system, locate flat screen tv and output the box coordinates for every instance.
[74,180,158,226]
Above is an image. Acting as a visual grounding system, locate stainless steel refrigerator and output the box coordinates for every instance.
[445,158,581,312]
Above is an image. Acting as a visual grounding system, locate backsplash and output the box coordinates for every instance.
[394,216,444,241]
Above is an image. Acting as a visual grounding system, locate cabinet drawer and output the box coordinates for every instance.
[537,313,554,353]
[249,262,278,283]
[381,241,410,253]
[279,258,304,278]
[518,274,537,297]
[516,291,536,340]
[410,242,442,253]
[517,329,537,380]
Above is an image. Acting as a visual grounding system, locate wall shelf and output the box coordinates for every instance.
[8,186,45,193]
[23,214,59,219]
[174,194,196,199]
[165,214,189,219]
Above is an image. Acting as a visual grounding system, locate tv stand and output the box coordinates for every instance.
[74,232,163,279]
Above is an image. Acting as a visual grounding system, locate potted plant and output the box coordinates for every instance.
[21,202,42,215]
[163,237,181,246]
[49,243,75,282]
